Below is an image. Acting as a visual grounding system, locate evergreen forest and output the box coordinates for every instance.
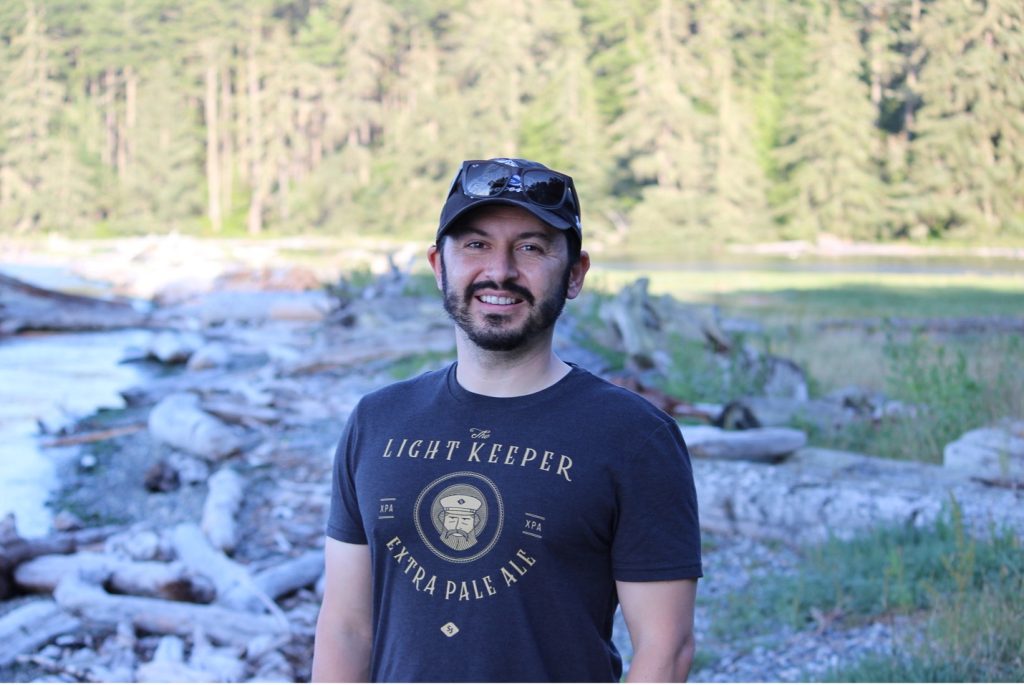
[2,0,1022,248]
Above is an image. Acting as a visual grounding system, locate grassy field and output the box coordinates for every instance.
[582,263,1024,464]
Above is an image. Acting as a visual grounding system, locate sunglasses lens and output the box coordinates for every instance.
[522,171,566,207]
[463,163,512,197]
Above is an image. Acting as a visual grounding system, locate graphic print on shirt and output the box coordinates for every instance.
[373,428,583,602]
[414,471,505,564]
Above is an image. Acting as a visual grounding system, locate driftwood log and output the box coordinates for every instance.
[598,278,666,370]
[136,632,247,683]
[171,523,280,617]
[14,552,215,603]
[54,571,289,648]
[0,523,122,599]
[253,550,324,601]
[0,600,81,667]
[680,425,807,463]
[201,468,245,553]
[283,328,455,375]
[147,393,244,460]
[695,446,1024,544]
[0,271,147,334]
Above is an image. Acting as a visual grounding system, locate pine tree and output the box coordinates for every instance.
[909,0,1024,237]
[698,0,772,242]
[0,2,66,233]
[776,0,885,240]
[610,0,716,249]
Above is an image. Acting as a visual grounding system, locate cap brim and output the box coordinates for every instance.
[437,197,574,241]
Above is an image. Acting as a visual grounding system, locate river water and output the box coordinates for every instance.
[0,325,150,537]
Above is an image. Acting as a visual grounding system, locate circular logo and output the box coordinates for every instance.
[414,471,504,564]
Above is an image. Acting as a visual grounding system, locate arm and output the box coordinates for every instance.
[312,537,373,682]
[617,578,698,682]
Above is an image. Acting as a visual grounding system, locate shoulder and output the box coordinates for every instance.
[567,367,677,431]
[353,364,450,418]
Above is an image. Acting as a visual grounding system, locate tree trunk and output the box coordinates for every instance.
[220,61,234,214]
[125,64,137,171]
[246,13,265,236]
[205,57,223,233]
[104,68,117,171]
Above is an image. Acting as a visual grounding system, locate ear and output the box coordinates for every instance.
[427,244,443,291]
[566,250,590,300]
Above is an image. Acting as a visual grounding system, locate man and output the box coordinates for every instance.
[313,158,702,682]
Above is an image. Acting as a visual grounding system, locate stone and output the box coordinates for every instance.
[695,446,1024,544]
[148,330,205,364]
[944,418,1024,484]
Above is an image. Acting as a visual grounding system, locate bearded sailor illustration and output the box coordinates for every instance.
[432,485,487,552]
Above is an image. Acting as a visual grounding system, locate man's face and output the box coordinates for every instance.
[441,512,478,551]
[428,206,589,353]
[443,513,475,536]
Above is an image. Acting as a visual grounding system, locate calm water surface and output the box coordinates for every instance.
[0,330,149,537]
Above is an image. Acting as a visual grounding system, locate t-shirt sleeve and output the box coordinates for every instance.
[612,419,703,581]
[326,408,368,544]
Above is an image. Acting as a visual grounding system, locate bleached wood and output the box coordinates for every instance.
[680,425,808,463]
[171,523,281,617]
[253,550,324,600]
[147,393,244,460]
[14,552,214,602]
[54,572,287,647]
[0,600,81,667]
[0,271,147,334]
[201,468,245,553]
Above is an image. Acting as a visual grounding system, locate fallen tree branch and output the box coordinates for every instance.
[14,552,215,603]
[40,423,147,448]
[0,524,122,574]
[54,571,288,648]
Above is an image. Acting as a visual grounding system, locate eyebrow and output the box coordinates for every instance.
[457,226,555,244]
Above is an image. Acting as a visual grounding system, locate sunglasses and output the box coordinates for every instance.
[452,160,579,213]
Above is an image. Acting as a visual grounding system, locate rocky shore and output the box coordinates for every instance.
[1,239,1021,682]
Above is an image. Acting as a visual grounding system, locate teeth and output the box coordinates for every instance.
[479,295,519,305]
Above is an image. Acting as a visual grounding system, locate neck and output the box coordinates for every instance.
[453,329,571,397]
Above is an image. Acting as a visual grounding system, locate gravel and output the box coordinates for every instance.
[613,533,914,682]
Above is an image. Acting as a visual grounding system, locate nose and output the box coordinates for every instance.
[482,247,519,283]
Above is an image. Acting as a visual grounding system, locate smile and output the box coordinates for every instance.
[477,295,523,306]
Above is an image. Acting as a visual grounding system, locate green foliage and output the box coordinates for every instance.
[712,504,1024,643]
[822,528,1024,682]
[1,0,1022,245]
[879,333,1024,462]
[661,333,767,404]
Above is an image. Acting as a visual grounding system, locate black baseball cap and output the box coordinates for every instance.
[436,158,582,242]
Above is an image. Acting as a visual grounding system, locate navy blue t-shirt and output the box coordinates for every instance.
[327,363,702,682]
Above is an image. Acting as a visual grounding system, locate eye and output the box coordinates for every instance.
[464,240,486,249]
[519,243,543,253]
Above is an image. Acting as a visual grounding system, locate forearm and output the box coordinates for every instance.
[625,635,695,683]
[311,619,372,682]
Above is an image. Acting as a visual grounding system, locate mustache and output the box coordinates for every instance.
[443,530,470,538]
[466,280,535,306]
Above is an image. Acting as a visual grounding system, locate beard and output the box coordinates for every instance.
[441,529,478,551]
[440,258,571,352]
